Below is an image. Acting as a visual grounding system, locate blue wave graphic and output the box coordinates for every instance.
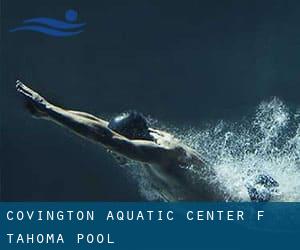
[9,9,85,37]
[23,18,85,29]
[10,25,84,37]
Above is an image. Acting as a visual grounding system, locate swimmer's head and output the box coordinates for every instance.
[108,111,153,141]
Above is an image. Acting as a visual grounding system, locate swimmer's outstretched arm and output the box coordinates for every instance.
[16,81,176,165]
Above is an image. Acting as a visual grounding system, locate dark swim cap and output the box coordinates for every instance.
[108,111,153,140]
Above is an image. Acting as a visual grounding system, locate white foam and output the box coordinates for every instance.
[124,98,300,201]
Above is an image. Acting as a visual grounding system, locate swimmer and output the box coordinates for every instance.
[16,80,278,201]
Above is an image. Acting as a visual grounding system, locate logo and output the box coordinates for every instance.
[9,9,85,37]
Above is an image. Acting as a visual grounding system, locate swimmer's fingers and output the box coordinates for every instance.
[16,80,36,99]
[16,80,41,100]
[16,80,46,104]
[16,80,49,114]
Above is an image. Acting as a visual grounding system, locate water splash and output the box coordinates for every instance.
[124,98,300,201]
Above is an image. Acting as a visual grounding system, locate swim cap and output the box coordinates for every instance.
[108,111,153,140]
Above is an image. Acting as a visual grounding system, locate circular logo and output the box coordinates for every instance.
[65,9,78,22]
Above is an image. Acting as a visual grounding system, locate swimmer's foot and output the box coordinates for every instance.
[246,174,279,202]
[16,80,49,118]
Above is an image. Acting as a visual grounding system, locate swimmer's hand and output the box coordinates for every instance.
[16,80,49,118]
